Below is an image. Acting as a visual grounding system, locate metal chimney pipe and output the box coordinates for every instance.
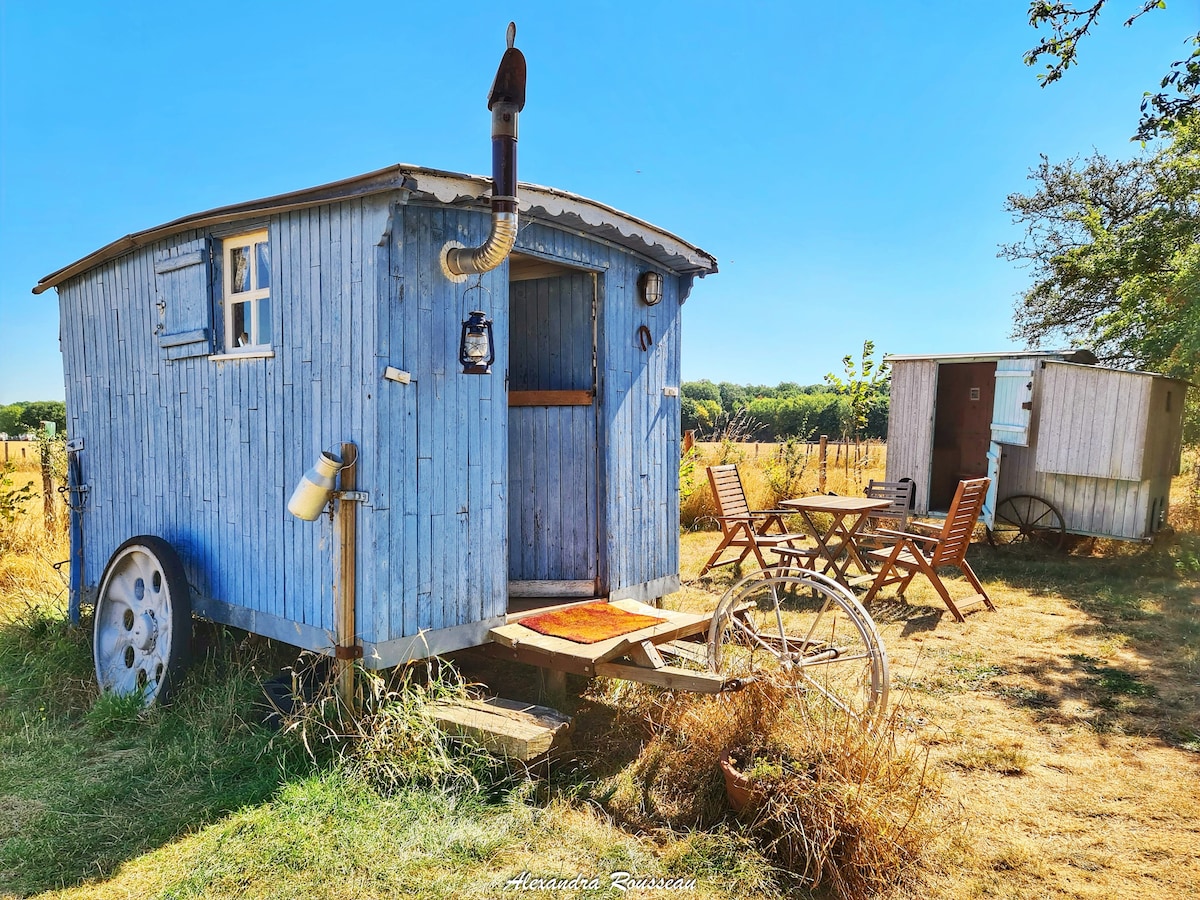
[445,22,526,276]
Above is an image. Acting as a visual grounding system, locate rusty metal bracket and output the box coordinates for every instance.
[334,644,363,661]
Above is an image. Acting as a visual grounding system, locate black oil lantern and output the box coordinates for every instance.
[459,310,494,375]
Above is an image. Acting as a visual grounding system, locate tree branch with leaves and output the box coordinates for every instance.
[1024,1,1199,140]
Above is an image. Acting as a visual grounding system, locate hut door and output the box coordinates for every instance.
[507,268,600,598]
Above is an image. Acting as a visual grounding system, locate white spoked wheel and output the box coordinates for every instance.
[708,567,889,727]
[94,536,192,706]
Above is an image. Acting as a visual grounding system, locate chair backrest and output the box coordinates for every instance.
[864,479,914,532]
[707,465,750,526]
[931,477,990,566]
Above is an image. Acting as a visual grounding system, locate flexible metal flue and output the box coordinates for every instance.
[446,22,527,276]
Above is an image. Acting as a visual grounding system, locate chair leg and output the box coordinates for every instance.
[958,560,996,611]
[863,542,905,603]
[699,532,736,577]
[914,555,965,622]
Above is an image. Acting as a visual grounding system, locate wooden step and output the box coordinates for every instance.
[427,696,572,761]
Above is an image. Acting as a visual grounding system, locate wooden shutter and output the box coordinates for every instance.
[154,238,211,359]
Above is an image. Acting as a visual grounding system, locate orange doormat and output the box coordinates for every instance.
[518,601,667,644]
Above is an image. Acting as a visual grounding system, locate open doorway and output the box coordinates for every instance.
[929,362,996,511]
[506,253,601,607]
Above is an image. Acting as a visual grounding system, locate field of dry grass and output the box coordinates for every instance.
[675,443,1200,898]
[2,442,1198,898]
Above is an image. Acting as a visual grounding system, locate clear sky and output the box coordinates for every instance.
[1,1,1195,403]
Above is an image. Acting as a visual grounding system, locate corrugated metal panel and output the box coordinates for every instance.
[885,360,937,513]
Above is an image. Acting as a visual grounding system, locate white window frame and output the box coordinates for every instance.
[221,229,271,353]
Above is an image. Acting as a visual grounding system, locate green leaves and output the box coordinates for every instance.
[1023,1,1198,140]
[1003,119,1200,434]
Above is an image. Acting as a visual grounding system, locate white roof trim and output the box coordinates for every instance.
[35,164,717,294]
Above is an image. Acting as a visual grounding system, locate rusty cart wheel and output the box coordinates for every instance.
[988,494,1066,550]
[707,568,889,728]
[93,536,192,706]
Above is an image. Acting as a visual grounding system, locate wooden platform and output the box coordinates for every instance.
[486,598,737,693]
[427,697,572,761]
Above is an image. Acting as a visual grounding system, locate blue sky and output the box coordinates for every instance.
[1,1,1195,403]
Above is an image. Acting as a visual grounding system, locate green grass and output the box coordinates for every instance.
[0,601,783,900]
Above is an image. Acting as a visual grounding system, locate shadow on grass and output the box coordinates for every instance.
[966,533,1200,750]
[0,613,313,896]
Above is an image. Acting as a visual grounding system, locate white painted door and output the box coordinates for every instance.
[991,360,1037,446]
[982,442,1002,529]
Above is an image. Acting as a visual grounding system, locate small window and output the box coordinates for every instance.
[222,230,271,351]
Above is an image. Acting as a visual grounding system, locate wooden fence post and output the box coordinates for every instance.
[41,439,55,531]
[818,435,828,493]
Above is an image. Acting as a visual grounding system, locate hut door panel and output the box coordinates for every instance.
[507,273,599,592]
[930,362,996,511]
[991,361,1036,446]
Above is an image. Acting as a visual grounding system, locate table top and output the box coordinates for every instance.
[780,495,893,513]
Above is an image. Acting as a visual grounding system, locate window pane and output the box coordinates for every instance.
[230,245,250,294]
[231,301,249,347]
[256,296,271,345]
[255,241,270,290]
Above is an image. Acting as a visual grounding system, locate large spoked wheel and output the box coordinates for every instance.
[707,568,889,728]
[94,536,192,706]
[988,494,1066,550]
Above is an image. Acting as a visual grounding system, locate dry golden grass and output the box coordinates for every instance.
[0,494,69,623]
[682,440,887,528]
[676,457,1200,899]
[597,679,942,899]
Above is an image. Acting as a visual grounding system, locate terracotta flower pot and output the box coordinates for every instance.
[719,749,755,813]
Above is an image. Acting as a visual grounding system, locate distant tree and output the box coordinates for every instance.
[717,382,748,413]
[1024,1,1199,140]
[0,404,24,436]
[17,401,67,434]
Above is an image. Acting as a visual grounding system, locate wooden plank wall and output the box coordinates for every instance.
[1143,377,1187,479]
[1035,363,1150,481]
[515,220,681,599]
[508,273,598,584]
[370,203,510,642]
[58,196,392,642]
[997,443,1157,539]
[885,360,937,513]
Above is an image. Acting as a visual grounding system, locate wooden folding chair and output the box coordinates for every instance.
[698,464,814,576]
[862,477,995,622]
[857,479,915,551]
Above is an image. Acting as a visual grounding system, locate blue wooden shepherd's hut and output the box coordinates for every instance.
[34,33,718,704]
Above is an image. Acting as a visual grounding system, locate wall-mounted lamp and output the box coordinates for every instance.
[459,310,495,375]
[287,451,345,520]
[638,271,664,306]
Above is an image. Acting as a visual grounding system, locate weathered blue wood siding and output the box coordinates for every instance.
[508,271,598,585]
[57,191,685,664]
[511,221,682,600]
[59,196,392,651]
[368,203,510,657]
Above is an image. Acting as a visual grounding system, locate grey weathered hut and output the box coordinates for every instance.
[885,350,1186,541]
[34,164,717,685]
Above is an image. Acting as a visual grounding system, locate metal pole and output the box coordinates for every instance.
[335,442,359,711]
